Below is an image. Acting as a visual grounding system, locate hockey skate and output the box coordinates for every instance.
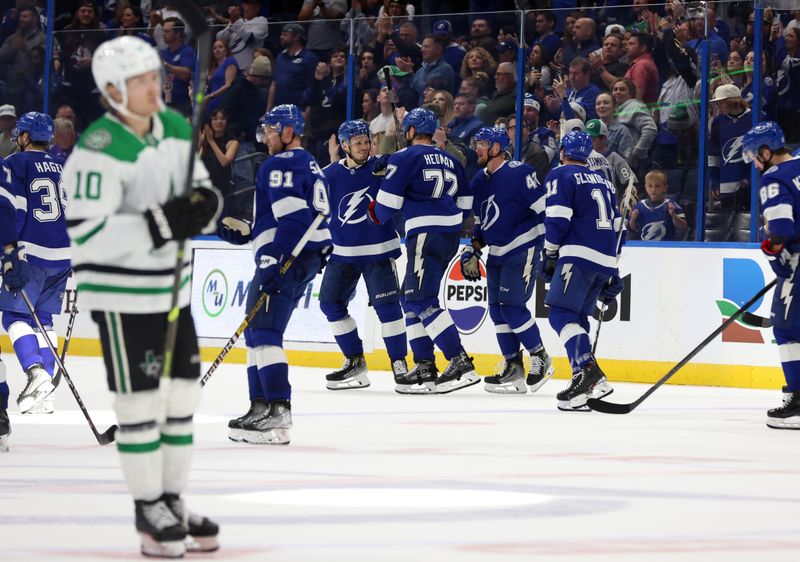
[0,409,10,452]
[17,364,54,414]
[162,493,220,553]
[134,498,187,559]
[227,399,268,442]
[484,351,526,394]
[766,387,800,430]
[527,348,555,393]
[395,359,437,394]
[435,351,480,394]
[24,392,55,415]
[556,362,613,412]
[326,354,370,390]
[240,400,292,445]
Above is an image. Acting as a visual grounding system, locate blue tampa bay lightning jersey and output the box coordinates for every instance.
[372,144,472,237]
[470,160,546,263]
[633,197,685,241]
[709,110,750,195]
[0,150,70,269]
[759,157,800,251]
[253,148,331,262]
[544,163,621,275]
[322,156,400,263]
[529,126,557,163]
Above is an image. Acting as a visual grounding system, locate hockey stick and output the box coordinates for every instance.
[162,0,213,380]
[200,213,327,387]
[380,66,403,152]
[587,278,778,415]
[51,294,78,389]
[20,290,117,445]
[592,174,637,355]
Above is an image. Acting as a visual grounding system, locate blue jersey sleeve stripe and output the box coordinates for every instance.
[272,195,309,219]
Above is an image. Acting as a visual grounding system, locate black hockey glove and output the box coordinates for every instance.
[218,217,252,245]
[599,274,624,305]
[188,187,222,235]
[459,246,482,282]
[145,196,194,249]
[540,248,558,282]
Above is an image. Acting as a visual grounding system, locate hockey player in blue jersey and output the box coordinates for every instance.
[460,127,554,394]
[0,112,69,423]
[541,131,623,411]
[743,121,800,429]
[219,104,332,444]
[319,120,408,391]
[368,107,478,394]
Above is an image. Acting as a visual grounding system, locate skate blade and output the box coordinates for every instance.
[557,400,592,412]
[326,373,371,390]
[17,380,55,414]
[139,534,186,559]
[186,535,220,552]
[0,433,9,452]
[527,366,555,393]
[22,399,55,415]
[766,415,800,430]
[241,428,290,445]
[395,381,436,394]
[568,383,614,409]
[484,379,527,394]
[227,428,245,442]
[435,372,480,395]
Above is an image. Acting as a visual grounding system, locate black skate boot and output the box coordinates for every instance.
[435,351,480,394]
[134,498,187,558]
[17,363,54,414]
[484,351,526,394]
[766,387,800,430]
[527,347,555,393]
[227,399,268,443]
[556,361,613,411]
[0,409,10,453]
[162,493,220,553]
[325,354,370,390]
[395,359,437,394]
[241,400,292,445]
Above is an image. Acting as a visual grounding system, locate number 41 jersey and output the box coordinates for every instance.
[0,150,70,269]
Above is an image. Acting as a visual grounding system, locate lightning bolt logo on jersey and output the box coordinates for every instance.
[709,110,751,196]
[633,198,685,242]
[322,157,400,264]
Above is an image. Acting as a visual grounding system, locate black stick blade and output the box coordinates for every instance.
[586,397,634,414]
[97,425,118,446]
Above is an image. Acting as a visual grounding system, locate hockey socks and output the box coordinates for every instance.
[254,345,291,401]
[162,379,200,496]
[328,314,363,358]
[775,330,800,392]
[5,320,43,372]
[489,304,521,358]
[0,358,8,410]
[500,305,543,357]
[406,313,435,362]
[37,330,57,376]
[374,302,407,361]
[114,390,164,501]
[418,306,462,360]
[247,362,264,402]
[549,307,593,370]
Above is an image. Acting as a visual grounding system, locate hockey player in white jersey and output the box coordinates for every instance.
[62,36,221,558]
[319,121,407,390]
[461,127,554,393]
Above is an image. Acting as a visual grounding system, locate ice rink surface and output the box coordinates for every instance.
[1,356,799,562]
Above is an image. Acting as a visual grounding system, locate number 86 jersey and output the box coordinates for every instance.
[252,147,332,263]
[0,150,70,269]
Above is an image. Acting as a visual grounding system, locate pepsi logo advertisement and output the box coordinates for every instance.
[442,255,489,335]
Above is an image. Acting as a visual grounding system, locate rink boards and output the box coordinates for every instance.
[4,239,783,390]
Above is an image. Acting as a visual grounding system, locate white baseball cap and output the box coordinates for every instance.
[0,104,16,118]
[605,24,625,37]
[569,102,587,122]
[563,118,585,132]
[710,84,743,102]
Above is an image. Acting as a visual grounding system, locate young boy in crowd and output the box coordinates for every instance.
[628,170,688,241]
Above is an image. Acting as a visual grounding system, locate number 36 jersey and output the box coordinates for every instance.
[544,163,622,276]
[252,147,331,264]
[0,150,70,269]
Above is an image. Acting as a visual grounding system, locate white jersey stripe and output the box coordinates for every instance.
[559,244,618,269]
[272,196,309,219]
[377,191,404,209]
[764,204,794,222]
[332,239,401,258]
[546,205,573,220]
[488,225,544,257]
[405,213,462,233]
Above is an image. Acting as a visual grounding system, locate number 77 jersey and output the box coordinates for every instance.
[0,151,70,269]
[252,147,331,262]
[544,163,621,276]
[371,144,472,236]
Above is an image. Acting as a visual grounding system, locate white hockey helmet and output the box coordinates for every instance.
[92,36,164,120]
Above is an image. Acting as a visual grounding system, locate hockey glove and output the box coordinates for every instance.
[459,247,482,282]
[540,249,558,283]
[367,200,380,224]
[1,244,33,292]
[762,238,797,279]
[256,253,285,294]
[145,196,194,249]
[188,187,222,235]
[371,154,391,176]
[218,216,252,245]
[599,274,625,305]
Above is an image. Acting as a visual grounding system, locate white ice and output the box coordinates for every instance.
[1,356,799,562]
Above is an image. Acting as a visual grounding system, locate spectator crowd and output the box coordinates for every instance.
[2,0,800,241]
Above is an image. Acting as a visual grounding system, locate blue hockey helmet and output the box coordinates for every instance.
[472,126,510,153]
[12,111,55,143]
[560,130,593,162]
[401,107,438,136]
[742,121,785,163]
[337,120,371,145]
[261,104,304,136]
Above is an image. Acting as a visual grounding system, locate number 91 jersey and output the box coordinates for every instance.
[0,151,70,269]
[253,147,332,262]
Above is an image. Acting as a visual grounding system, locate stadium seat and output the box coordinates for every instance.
[704,212,733,230]
[730,229,753,242]
[732,212,751,230]
[703,228,730,242]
